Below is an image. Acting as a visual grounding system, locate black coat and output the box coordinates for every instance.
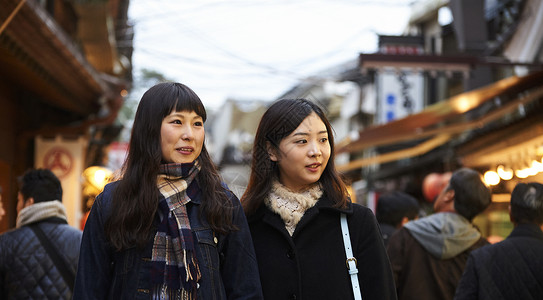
[0,218,82,299]
[454,223,543,300]
[247,194,397,300]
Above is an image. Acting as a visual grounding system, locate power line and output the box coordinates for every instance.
[128,0,411,102]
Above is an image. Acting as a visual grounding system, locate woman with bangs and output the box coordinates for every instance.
[74,82,262,299]
[242,99,396,300]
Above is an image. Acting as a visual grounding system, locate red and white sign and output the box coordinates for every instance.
[35,136,87,227]
[42,147,73,179]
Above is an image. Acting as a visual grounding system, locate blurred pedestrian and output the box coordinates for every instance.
[387,168,491,300]
[242,99,397,300]
[376,191,420,245]
[0,168,82,299]
[455,182,543,300]
[0,186,5,222]
[73,82,262,299]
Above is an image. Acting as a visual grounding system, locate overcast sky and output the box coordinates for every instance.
[128,0,413,110]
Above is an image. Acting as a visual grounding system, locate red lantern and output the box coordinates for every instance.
[422,172,451,203]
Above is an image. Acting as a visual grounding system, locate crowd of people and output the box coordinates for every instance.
[0,82,541,299]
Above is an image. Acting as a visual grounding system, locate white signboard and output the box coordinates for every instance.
[378,70,424,124]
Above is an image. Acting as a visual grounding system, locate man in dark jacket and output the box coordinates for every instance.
[0,168,82,299]
[387,168,491,300]
[376,191,420,246]
[455,182,543,300]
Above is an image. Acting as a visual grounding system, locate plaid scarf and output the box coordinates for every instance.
[151,161,202,300]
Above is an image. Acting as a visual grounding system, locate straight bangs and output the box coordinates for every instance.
[171,84,207,122]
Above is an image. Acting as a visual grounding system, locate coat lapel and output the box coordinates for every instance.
[293,194,353,238]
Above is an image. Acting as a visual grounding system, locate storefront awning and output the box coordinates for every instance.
[457,112,543,168]
[336,70,543,172]
[0,0,122,116]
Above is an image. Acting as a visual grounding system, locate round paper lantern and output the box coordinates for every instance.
[422,172,451,203]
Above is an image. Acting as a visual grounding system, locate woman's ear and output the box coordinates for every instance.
[266,142,279,162]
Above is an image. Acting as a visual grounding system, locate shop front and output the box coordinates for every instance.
[337,70,543,240]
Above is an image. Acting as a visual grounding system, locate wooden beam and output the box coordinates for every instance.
[337,134,451,172]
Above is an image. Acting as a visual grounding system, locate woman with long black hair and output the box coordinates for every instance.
[242,99,396,300]
[74,82,262,299]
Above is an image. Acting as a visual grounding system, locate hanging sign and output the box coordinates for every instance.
[35,135,87,227]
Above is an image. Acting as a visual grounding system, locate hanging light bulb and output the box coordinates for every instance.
[531,160,543,173]
[496,165,513,180]
[515,168,531,179]
[484,170,500,186]
[94,169,107,186]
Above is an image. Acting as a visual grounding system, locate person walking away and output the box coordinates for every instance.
[386,168,491,300]
[242,99,396,300]
[0,168,82,299]
[73,82,263,299]
[0,186,5,222]
[455,182,543,300]
[376,191,420,245]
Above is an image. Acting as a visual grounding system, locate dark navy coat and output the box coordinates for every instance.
[455,223,543,300]
[73,181,263,300]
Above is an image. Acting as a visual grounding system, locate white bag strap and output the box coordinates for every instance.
[341,213,362,300]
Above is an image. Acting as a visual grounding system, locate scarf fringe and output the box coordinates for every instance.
[183,252,201,287]
[152,284,197,300]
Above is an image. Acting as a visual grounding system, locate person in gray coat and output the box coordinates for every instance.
[387,168,491,300]
[0,168,82,299]
[455,182,543,300]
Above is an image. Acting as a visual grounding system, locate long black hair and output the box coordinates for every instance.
[242,99,349,215]
[105,82,236,251]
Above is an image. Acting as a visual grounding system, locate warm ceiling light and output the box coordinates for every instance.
[484,170,500,186]
[531,160,543,173]
[83,166,113,191]
[515,168,531,179]
[453,96,473,113]
[496,165,513,180]
[94,169,107,186]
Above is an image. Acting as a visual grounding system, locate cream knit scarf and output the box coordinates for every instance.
[16,200,67,228]
[265,181,323,236]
